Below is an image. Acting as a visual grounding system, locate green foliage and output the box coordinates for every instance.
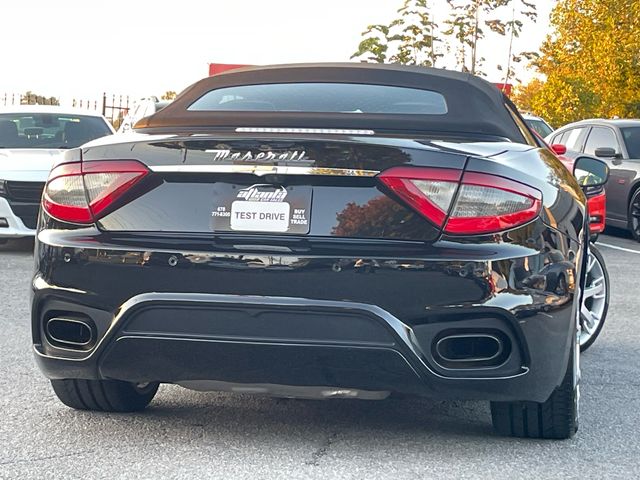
[516,0,640,125]
[352,0,537,77]
[352,0,440,67]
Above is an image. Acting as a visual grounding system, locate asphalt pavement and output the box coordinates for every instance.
[1,231,639,479]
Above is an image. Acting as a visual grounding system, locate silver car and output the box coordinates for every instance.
[546,119,640,241]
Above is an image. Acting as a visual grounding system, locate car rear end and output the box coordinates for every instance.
[31,64,588,438]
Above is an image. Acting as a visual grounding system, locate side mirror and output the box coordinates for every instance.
[594,147,618,158]
[551,144,567,155]
[573,156,609,187]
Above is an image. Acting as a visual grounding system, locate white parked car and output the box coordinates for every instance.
[521,112,554,138]
[0,105,114,242]
[117,97,171,133]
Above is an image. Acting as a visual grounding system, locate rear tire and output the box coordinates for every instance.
[50,379,159,412]
[490,342,578,439]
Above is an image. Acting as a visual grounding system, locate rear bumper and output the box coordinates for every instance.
[0,197,36,238]
[31,226,582,403]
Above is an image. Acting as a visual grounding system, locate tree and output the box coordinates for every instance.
[20,91,59,106]
[352,0,537,77]
[514,77,599,127]
[161,91,177,101]
[517,0,640,125]
[352,0,441,67]
[442,0,537,76]
[442,0,508,74]
[512,78,544,113]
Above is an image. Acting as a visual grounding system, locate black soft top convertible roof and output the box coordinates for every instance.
[137,63,527,142]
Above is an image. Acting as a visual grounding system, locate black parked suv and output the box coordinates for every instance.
[32,64,608,438]
[547,119,640,240]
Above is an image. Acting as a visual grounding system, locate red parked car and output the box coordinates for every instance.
[551,142,606,239]
[539,136,606,239]
[535,135,608,351]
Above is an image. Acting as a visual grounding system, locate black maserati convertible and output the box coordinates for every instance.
[31,63,608,439]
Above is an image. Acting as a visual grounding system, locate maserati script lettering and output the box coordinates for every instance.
[206,149,307,163]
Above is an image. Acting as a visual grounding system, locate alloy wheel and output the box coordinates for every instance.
[630,193,640,240]
[579,249,607,347]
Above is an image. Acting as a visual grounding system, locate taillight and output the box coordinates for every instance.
[378,167,542,235]
[445,172,542,234]
[43,160,149,224]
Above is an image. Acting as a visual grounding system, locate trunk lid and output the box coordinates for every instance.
[81,134,473,242]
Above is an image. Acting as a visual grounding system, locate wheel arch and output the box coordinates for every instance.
[626,179,640,232]
[627,178,640,213]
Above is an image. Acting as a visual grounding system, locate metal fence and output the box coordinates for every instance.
[100,94,131,129]
[1,92,132,129]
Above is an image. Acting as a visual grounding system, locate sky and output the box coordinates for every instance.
[0,0,555,104]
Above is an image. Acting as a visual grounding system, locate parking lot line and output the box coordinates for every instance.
[597,242,640,255]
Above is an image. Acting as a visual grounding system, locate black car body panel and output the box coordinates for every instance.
[32,64,589,408]
[33,219,581,402]
[78,135,580,241]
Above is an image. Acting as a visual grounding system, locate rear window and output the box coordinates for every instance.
[0,113,112,149]
[188,83,448,115]
[622,127,640,158]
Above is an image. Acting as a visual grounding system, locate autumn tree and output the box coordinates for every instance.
[516,0,640,125]
[161,91,177,101]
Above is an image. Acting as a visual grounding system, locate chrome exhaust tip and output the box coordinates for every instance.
[45,317,95,349]
[432,331,511,369]
[436,333,504,363]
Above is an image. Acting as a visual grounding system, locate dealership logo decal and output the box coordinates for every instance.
[207,149,307,163]
[237,185,287,202]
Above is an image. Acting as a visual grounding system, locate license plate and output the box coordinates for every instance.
[211,184,312,234]
[230,201,290,232]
